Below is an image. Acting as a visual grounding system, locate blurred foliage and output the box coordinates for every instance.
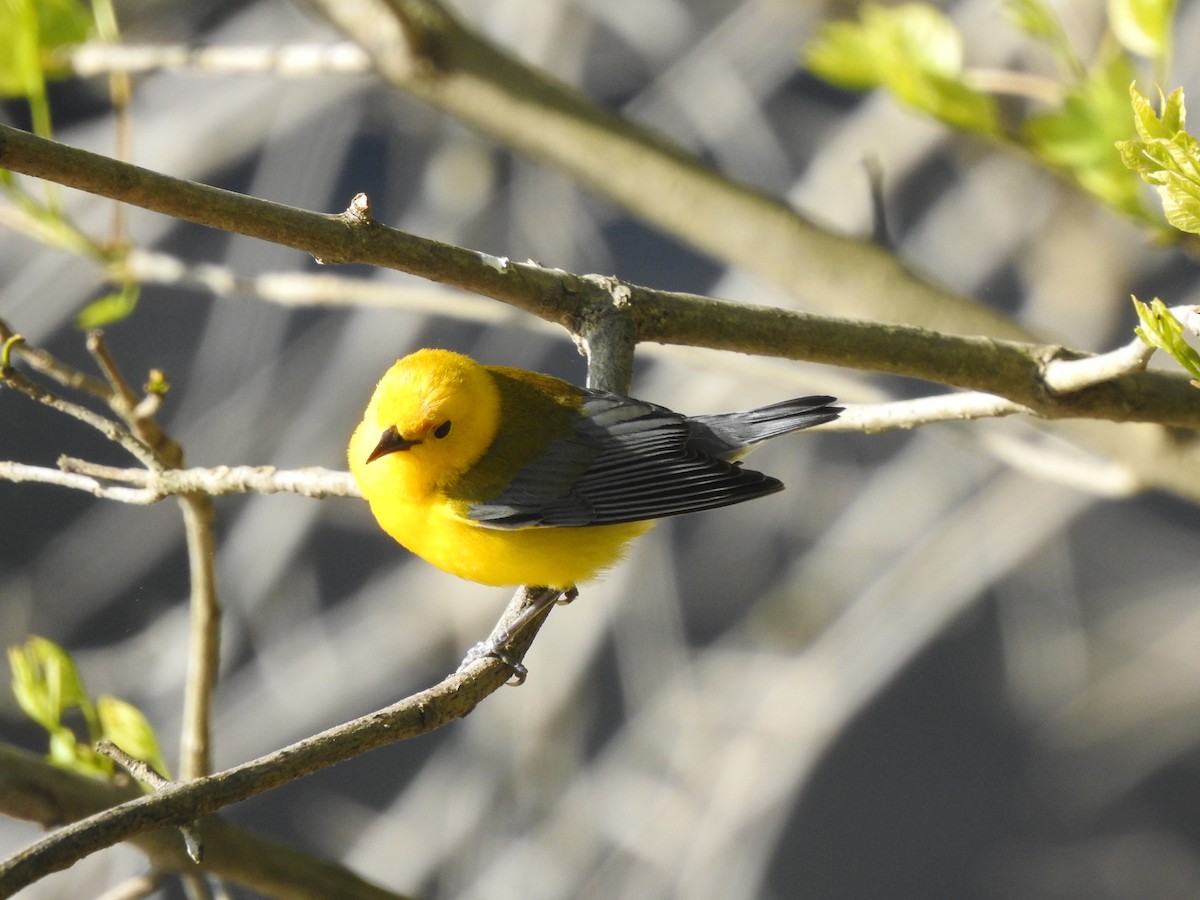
[803,4,1000,134]
[0,0,92,134]
[8,635,169,781]
[76,281,141,330]
[804,0,1179,233]
[0,0,133,326]
[1108,0,1176,60]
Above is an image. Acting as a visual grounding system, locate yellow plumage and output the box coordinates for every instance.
[349,349,839,589]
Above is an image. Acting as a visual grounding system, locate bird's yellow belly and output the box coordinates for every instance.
[367,497,652,589]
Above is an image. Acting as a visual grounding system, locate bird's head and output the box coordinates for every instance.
[349,349,501,497]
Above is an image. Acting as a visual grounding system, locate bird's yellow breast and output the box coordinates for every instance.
[363,490,650,588]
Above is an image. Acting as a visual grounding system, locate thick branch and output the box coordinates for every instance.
[0,744,407,899]
[0,654,531,897]
[1,124,1196,431]
[0,125,573,326]
[302,0,1027,340]
[630,287,1200,429]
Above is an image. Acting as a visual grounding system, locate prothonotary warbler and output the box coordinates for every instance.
[348,349,841,590]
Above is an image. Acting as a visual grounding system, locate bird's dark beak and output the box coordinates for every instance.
[366,425,420,463]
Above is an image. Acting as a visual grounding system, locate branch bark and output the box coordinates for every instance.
[0,744,408,899]
[0,651,534,898]
[2,124,1197,431]
[300,0,1029,340]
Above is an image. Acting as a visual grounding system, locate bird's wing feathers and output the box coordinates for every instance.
[467,392,785,529]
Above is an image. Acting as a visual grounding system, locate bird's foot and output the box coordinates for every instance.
[456,586,572,685]
[458,639,528,685]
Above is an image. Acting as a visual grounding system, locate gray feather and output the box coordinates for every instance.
[468,390,841,529]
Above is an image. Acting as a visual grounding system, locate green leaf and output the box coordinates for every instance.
[1108,0,1176,59]
[8,637,166,779]
[1025,56,1147,216]
[8,635,95,734]
[98,695,169,781]
[870,3,964,77]
[1004,0,1066,41]
[47,724,110,775]
[893,69,1000,134]
[0,0,94,97]
[804,19,883,90]
[75,282,140,329]
[804,3,1000,135]
[1133,296,1200,383]
[1118,85,1200,234]
[1128,83,1184,140]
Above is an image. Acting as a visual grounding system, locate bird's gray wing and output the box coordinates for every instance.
[467,393,783,529]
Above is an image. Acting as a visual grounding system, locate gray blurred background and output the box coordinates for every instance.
[4,0,1200,897]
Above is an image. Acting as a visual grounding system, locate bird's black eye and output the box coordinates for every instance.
[433,420,452,439]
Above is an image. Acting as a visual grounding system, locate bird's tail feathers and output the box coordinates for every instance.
[690,396,842,454]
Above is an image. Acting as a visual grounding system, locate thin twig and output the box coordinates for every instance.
[0,462,155,502]
[61,41,372,77]
[2,328,222,790]
[55,460,359,498]
[177,495,219,782]
[96,741,204,863]
[0,367,161,468]
[1042,335,1155,394]
[96,741,170,791]
[75,331,216,780]
[824,393,1027,433]
[0,318,112,399]
[85,330,183,467]
[87,330,141,412]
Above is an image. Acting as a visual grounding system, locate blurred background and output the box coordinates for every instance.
[4,0,1200,897]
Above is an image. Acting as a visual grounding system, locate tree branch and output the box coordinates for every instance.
[301,0,1028,340]
[62,41,372,78]
[0,744,409,899]
[0,653,531,897]
[3,124,1198,433]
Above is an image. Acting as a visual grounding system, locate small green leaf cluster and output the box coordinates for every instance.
[1118,86,1200,235]
[1133,296,1200,385]
[803,0,1177,228]
[8,635,168,781]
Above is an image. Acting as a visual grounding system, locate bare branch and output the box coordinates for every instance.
[0,367,161,469]
[177,495,218,782]
[0,462,154,503]
[0,744,409,899]
[1043,335,1155,394]
[303,0,1027,340]
[6,126,1200,435]
[122,249,528,323]
[0,652,530,897]
[826,393,1028,433]
[55,460,359,499]
[62,41,372,78]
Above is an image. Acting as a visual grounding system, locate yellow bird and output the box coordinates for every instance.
[349,349,841,590]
